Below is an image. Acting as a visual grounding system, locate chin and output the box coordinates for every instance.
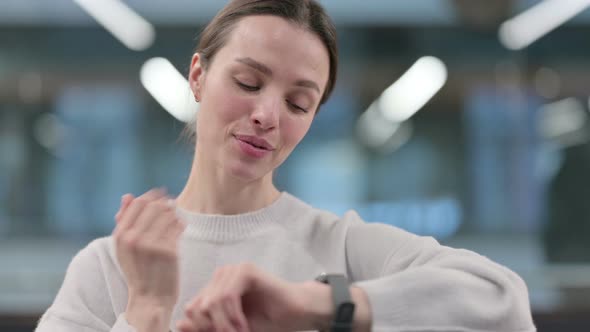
[226,162,267,183]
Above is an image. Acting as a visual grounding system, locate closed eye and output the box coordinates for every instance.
[287,100,308,113]
[235,79,260,92]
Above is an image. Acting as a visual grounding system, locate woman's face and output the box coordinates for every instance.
[189,15,330,182]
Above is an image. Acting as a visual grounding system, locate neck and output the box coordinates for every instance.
[176,152,281,215]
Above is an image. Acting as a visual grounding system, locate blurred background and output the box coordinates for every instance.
[1,0,590,330]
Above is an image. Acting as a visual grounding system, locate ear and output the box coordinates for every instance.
[189,53,205,102]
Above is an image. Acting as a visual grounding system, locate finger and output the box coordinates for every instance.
[131,188,168,232]
[114,197,149,234]
[122,194,134,209]
[226,297,250,332]
[160,217,186,245]
[138,187,167,200]
[116,189,167,233]
[219,269,251,332]
[128,199,172,239]
[130,188,166,212]
[207,301,237,332]
[115,194,135,224]
[148,210,180,245]
[208,269,245,332]
[166,197,176,208]
[182,300,215,332]
[176,318,197,332]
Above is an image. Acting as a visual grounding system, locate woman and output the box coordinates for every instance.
[36,1,536,331]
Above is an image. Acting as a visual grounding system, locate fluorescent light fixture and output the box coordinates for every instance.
[74,0,155,51]
[356,102,413,154]
[140,57,198,123]
[538,98,587,139]
[356,56,445,152]
[357,102,401,148]
[378,56,447,123]
[499,0,590,50]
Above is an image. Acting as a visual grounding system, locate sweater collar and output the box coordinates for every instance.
[175,192,298,242]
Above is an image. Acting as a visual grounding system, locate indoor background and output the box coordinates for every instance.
[1,0,589,331]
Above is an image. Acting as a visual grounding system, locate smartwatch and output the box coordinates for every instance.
[315,273,355,332]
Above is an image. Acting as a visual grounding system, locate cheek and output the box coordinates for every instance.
[222,96,252,122]
[281,117,312,149]
[198,87,252,136]
[213,91,252,125]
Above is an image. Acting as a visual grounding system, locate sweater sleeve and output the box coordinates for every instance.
[35,239,136,332]
[343,211,536,332]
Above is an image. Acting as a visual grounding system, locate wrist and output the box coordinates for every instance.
[300,281,333,330]
[350,286,372,332]
[300,281,372,332]
[126,296,174,332]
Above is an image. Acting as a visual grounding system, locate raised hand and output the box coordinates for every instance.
[113,189,186,332]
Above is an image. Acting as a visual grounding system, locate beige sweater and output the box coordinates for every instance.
[36,192,536,331]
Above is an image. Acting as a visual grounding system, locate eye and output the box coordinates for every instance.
[234,79,260,92]
[286,100,308,113]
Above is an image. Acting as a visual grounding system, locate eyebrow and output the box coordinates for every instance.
[235,57,320,94]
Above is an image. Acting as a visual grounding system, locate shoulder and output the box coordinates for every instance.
[280,193,418,239]
[37,236,124,330]
[279,193,352,235]
[342,210,422,246]
[63,236,122,286]
[73,236,117,267]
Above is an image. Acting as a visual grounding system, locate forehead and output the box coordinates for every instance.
[214,15,329,85]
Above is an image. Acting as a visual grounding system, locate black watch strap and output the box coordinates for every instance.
[315,273,355,332]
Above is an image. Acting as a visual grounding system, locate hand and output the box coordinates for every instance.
[176,263,320,332]
[113,189,186,331]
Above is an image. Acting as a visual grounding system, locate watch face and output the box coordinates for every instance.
[315,273,328,283]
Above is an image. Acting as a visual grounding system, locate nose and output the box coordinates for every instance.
[250,96,279,131]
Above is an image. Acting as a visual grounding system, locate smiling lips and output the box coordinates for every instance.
[234,134,275,158]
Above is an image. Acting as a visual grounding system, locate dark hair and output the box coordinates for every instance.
[196,0,338,106]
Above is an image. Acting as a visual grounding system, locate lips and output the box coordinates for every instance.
[234,134,275,151]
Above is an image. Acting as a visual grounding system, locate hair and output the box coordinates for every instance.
[183,0,338,142]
